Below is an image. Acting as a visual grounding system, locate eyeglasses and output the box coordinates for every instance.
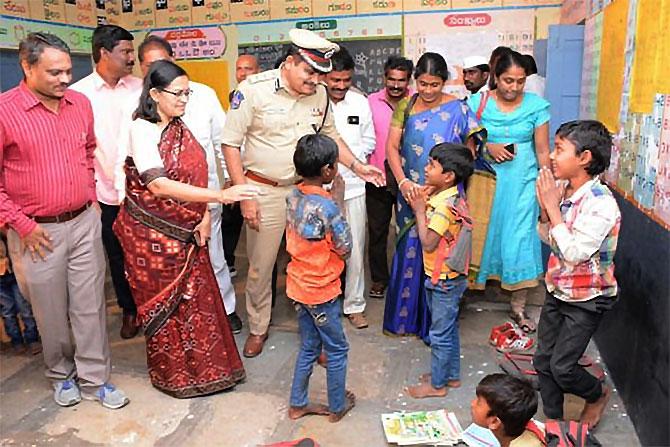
[159,88,193,99]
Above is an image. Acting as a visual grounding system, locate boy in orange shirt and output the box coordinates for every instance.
[285,134,354,423]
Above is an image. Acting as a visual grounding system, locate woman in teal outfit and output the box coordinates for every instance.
[467,51,551,332]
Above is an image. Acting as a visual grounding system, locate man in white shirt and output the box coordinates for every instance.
[462,55,490,96]
[522,54,546,98]
[70,25,143,339]
[114,36,243,334]
[323,47,376,329]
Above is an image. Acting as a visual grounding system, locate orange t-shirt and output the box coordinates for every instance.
[285,184,352,305]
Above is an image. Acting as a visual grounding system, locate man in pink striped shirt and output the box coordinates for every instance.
[0,33,128,410]
[71,25,142,339]
[366,56,414,299]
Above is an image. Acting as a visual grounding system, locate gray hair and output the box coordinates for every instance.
[19,32,70,66]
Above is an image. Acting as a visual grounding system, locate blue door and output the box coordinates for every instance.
[545,25,585,143]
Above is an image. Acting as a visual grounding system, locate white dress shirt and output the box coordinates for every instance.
[70,70,143,205]
[332,89,376,200]
[525,74,546,98]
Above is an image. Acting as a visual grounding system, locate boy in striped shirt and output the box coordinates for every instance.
[535,120,621,429]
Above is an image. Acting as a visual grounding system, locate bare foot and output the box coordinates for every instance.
[580,384,611,429]
[328,390,356,423]
[317,352,327,369]
[405,381,448,399]
[288,403,330,420]
[418,373,461,388]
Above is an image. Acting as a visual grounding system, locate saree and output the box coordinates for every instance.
[113,118,245,398]
[382,99,481,341]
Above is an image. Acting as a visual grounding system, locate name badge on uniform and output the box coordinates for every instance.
[347,116,360,125]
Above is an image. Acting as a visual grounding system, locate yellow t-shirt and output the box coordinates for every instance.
[423,186,462,280]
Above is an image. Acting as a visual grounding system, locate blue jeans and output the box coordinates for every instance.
[0,273,39,346]
[425,276,467,389]
[289,298,349,413]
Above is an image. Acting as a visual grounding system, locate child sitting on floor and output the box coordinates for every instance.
[534,120,620,428]
[405,143,474,399]
[470,373,540,447]
[285,134,355,423]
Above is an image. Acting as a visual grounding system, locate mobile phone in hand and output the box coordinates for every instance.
[504,143,516,154]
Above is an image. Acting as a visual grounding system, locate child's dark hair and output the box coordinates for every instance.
[555,120,612,176]
[429,143,474,184]
[476,374,538,438]
[294,134,338,178]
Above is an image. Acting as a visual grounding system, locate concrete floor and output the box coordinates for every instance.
[0,249,640,446]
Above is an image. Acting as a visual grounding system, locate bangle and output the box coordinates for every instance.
[349,158,359,170]
[398,178,410,188]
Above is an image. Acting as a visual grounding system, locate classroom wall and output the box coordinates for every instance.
[1,0,566,101]
[579,1,670,445]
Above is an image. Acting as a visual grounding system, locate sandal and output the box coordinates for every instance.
[509,311,536,334]
[369,283,385,299]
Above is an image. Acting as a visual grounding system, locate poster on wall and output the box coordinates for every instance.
[404,9,534,92]
[0,0,31,19]
[65,0,98,28]
[312,0,356,17]
[150,27,227,59]
[618,0,638,127]
[579,12,602,119]
[270,0,312,20]
[356,0,403,14]
[655,95,670,225]
[633,94,662,209]
[191,0,231,25]
[0,16,92,53]
[237,15,402,94]
[154,0,191,28]
[30,0,67,23]
[229,0,270,22]
[596,0,628,133]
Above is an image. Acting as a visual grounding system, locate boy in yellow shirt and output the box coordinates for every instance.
[405,143,474,398]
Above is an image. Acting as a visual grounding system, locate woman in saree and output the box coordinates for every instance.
[383,53,482,341]
[467,51,551,333]
[113,60,260,398]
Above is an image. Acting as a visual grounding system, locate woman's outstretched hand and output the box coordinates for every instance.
[219,184,262,205]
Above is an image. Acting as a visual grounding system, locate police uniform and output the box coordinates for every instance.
[221,30,341,344]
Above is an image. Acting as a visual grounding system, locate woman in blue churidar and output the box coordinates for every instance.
[383,53,482,341]
[467,51,551,332]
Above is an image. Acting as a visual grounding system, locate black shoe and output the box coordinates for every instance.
[228,312,243,334]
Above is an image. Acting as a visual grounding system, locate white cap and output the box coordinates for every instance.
[463,55,489,70]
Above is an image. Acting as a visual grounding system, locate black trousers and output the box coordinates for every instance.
[365,183,395,285]
[533,292,606,419]
[99,202,136,315]
[221,203,244,268]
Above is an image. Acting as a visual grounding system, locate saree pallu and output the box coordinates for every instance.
[383,100,483,342]
[114,119,245,398]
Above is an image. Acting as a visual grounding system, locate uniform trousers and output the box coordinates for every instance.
[244,179,294,335]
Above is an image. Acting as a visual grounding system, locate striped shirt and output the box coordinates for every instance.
[539,178,621,302]
[0,81,96,237]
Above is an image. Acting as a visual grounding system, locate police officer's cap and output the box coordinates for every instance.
[289,29,340,74]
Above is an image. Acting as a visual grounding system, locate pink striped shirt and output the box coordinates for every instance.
[0,81,97,237]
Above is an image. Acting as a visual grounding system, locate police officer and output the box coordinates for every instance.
[222,29,384,358]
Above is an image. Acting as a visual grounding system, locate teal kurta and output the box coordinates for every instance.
[467,92,550,289]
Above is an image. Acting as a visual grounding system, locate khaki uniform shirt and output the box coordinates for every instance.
[221,68,340,183]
